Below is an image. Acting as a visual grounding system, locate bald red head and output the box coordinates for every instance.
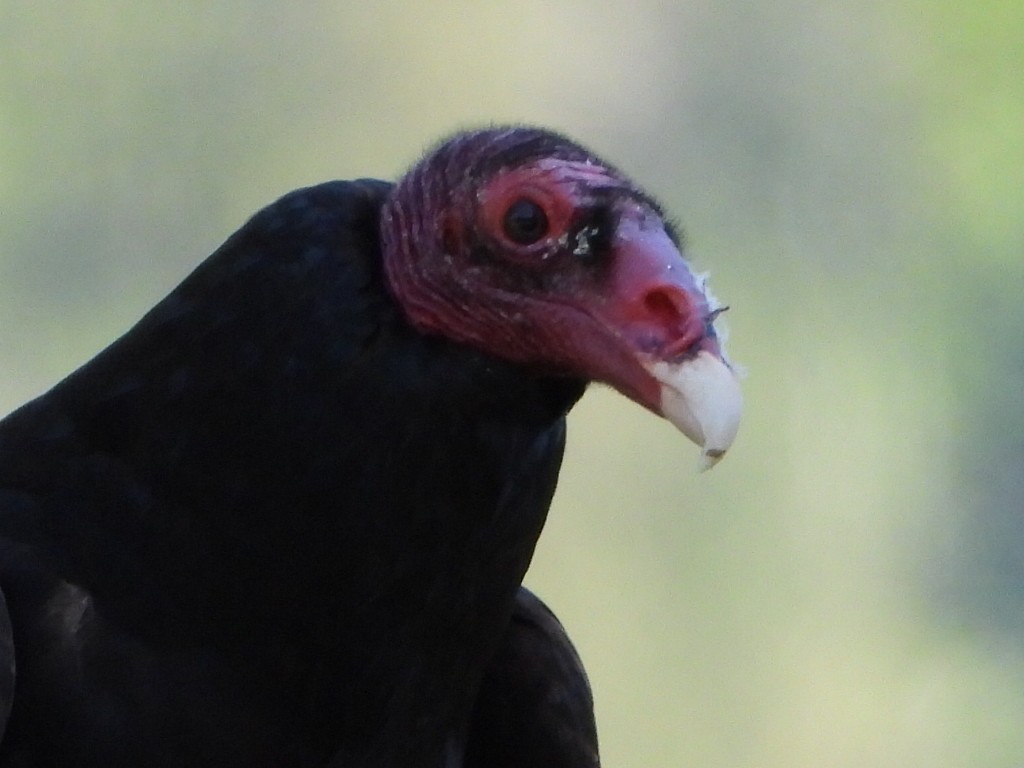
[381,127,741,466]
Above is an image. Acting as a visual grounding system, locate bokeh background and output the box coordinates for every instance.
[2,2,1022,766]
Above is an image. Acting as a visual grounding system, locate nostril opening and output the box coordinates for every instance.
[643,289,682,326]
[643,286,706,358]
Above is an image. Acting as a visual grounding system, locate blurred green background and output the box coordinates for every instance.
[2,2,1022,765]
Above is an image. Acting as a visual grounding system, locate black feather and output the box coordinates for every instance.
[0,179,593,767]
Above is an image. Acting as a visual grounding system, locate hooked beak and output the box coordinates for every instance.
[585,212,742,469]
[646,351,742,470]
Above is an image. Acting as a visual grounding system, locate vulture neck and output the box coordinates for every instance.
[17,176,589,764]
[35,295,586,763]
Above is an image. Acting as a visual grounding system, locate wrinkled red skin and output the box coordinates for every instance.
[382,137,723,418]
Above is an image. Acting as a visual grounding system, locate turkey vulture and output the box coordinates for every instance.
[0,127,740,767]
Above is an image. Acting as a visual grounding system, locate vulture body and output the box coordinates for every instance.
[0,128,739,767]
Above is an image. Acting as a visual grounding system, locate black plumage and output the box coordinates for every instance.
[464,589,598,768]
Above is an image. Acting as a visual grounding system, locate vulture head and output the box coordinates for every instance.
[382,127,742,467]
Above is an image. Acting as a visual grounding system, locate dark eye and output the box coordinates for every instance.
[502,198,549,245]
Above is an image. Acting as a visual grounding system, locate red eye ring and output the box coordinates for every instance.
[479,168,576,256]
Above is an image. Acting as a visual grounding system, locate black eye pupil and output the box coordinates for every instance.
[502,198,549,245]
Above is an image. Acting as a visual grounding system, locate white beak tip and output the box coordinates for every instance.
[700,448,728,472]
[646,351,743,470]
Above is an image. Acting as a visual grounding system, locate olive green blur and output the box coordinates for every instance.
[1,2,1021,766]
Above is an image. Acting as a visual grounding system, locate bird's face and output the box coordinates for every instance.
[382,128,741,467]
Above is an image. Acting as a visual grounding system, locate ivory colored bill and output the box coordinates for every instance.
[646,351,743,470]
